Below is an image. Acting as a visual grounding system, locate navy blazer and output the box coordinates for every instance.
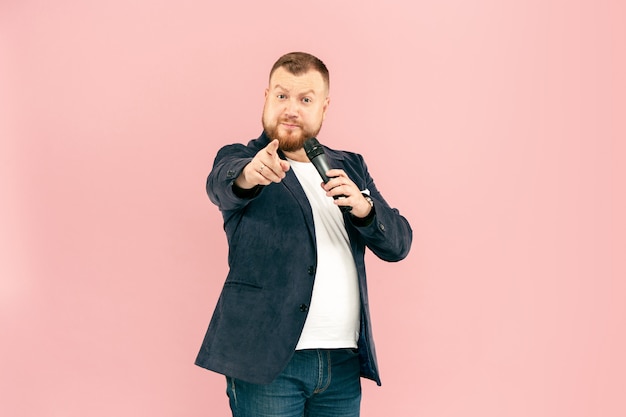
[195,132,412,385]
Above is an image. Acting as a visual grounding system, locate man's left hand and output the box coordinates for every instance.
[322,169,373,218]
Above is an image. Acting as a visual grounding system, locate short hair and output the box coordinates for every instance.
[269,52,330,90]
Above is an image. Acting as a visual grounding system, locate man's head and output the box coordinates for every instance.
[262,52,330,152]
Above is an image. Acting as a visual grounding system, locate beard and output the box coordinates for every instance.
[262,115,323,153]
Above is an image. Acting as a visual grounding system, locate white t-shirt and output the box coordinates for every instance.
[288,159,360,350]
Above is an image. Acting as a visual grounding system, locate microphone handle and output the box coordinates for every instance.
[310,155,333,183]
[310,154,352,213]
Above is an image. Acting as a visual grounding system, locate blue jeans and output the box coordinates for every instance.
[226,349,362,417]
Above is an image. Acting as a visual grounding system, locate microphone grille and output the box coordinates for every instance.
[303,137,324,159]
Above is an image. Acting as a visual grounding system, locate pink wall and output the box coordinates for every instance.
[1,1,624,416]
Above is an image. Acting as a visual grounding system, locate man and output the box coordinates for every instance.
[196,52,412,417]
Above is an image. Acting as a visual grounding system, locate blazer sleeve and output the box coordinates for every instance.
[347,154,413,262]
[206,143,264,212]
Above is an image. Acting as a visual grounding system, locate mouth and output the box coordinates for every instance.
[280,122,301,130]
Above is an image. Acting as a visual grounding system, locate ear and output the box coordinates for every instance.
[322,96,330,120]
[264,88,269,99]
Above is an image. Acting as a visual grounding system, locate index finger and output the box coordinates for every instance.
[326,168,347,179]
[265,139,280,156]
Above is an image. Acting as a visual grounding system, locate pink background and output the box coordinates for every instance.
[1,1,624,416]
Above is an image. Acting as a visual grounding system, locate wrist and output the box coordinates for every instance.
[234,165,256,188]
[232,181,263,198]
[350,193,375,225]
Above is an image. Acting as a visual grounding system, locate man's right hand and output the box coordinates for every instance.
[234,139,290,189]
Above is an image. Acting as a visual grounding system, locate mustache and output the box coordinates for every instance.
[279,119,301,127]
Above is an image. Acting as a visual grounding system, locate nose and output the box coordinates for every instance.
[284,98,299,118]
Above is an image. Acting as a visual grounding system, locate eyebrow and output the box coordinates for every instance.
[273,84,317,96]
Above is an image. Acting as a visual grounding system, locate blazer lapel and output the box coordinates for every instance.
[278,144,347,243]
[281,169,316,243]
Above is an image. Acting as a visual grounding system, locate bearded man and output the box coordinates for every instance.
[195,51,412,417]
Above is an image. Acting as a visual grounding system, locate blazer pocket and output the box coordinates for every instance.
[223,280,263,290]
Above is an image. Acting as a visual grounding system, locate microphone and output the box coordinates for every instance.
[303,138,352,213]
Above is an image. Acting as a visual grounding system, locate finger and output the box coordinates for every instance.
[261,140,289,175]
[325,175,354,192]
[259,139,279,162]
[255,160,285,184]
[326,169,347,179]
[259,159,287,180]
[265,139,280,156]
[327,185,354,200]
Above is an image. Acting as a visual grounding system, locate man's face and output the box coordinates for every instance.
[262,67,330,152]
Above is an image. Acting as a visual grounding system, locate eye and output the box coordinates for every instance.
[302,97,312,103]
[277,94,287,100]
